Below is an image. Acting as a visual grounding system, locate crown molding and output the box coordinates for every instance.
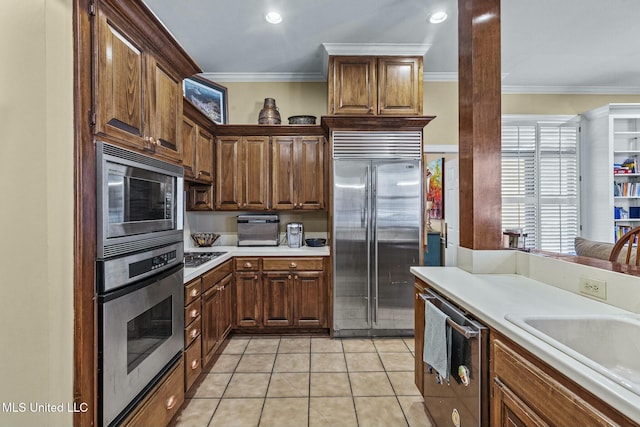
[502,85,640,94]
[200,72,326,83]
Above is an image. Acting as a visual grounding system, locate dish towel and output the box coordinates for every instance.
[423,300,451,383]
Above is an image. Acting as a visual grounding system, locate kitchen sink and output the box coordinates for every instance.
[505,313,640,395]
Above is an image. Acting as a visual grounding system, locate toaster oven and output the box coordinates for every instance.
[237,214,280,246]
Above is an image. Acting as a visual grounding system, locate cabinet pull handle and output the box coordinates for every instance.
[289,262,297,268]
[295,275,298,279]
[243,262,252,268]
[190,289,199,297]
[244,203,247,207]
[237,202,241,207]
[190,308,198,318]
[288,275,292,280]
[190,328,199,338]
[254,275,258,280]
[190,359,200,370]
[165,395,177,411]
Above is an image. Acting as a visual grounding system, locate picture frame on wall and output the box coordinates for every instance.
[426,157,445,220]
[183,76,228,124]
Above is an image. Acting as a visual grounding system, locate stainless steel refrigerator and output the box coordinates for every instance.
[333,150,422,337]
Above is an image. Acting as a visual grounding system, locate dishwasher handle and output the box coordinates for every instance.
[419,293,480,339]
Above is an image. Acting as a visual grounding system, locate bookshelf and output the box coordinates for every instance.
[582,104,640,243]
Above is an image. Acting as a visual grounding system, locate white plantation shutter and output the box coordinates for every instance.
[501,120,580,253]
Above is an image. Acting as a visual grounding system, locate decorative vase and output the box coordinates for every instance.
[258,98,281,125]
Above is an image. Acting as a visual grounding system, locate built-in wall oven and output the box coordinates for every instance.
[96,142,185,426]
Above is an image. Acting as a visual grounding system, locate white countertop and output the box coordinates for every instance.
[410,266,640,423]
[184,245,330,283]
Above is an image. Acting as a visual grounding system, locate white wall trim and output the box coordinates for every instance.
[502,85,640,95]
[424,144,459,153]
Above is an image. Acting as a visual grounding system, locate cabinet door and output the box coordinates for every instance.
[95,11,146,145]
[263,273,293,327]
[293,271,325,327]
[329,56,377,115]
[216,137,242,210]
[216,274,234,341]
[181,116,197,179]
[296,136,325,209]
[413,284,425,394]
[236,272,262,327]
[377,57,422,115]
[187,184,214,211]
[271,136,296,210]
[242,136,270,210]
[492,378,549,427]
[148,55,182,162]
[202,286,220,366]
[195,127,214,184]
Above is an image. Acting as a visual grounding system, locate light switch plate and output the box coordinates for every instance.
[579,277,607,300]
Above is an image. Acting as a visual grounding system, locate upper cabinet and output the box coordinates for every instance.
[216,135,270,210]
[182,99,214,183]
[93,0,200,164]
[272,136,325,210]
[328,56,423,116]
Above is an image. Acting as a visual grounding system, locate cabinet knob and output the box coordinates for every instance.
[190,308,198,318]
[190,289,199,297]
[289,262,297,268]
[190,359,200,370]
[254,275,258,280]
[244,203,247,207]
[238,202,242,207]
[165,395,177,411]
[295,275,298,279]
[190,328,199,338]
[288,275,292,280]
[244,262,252,268]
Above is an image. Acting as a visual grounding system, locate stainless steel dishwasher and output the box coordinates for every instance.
[420,289,489,427]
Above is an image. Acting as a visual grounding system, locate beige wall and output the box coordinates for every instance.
[0,1,74,426]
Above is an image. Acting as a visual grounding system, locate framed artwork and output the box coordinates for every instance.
[425,157,444,220]
[183,76,228,124]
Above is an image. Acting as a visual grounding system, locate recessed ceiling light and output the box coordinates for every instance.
[429,11,448,24]
[265,11,282,24]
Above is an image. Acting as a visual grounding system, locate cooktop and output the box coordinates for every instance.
[184,251,226,268]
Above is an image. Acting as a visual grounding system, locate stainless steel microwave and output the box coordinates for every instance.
[97,142,183,259]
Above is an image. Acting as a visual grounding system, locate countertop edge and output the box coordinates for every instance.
[410,266,640,424]
[184,245,330,283]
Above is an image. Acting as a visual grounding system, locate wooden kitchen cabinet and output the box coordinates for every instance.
[94,1,198,163]
[292,271,325,327]
[182,99,215,184]
[216,136,270,210]
[186,183,214,211]
[262,272,293,326]
[328,55,423,116]
[272,136,325,210]
[236,271,262,327]
[201,260,234,367]
[491,334,636,427]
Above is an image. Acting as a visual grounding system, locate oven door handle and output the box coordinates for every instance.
[419,293,480,339]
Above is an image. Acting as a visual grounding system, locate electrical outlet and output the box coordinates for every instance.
[579,277,607,300]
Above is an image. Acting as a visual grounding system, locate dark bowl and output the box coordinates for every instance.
[288,115,317,125]
[305,238,326,247]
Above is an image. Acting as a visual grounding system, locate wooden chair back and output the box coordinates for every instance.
[609,226,640,265]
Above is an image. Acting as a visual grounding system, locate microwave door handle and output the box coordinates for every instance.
[419,293,479,339]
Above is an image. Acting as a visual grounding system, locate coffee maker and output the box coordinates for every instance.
[286,223,304,248]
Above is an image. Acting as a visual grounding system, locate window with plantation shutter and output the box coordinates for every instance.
[501,119,580,253]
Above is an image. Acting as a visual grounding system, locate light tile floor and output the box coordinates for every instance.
[175,335,432,427]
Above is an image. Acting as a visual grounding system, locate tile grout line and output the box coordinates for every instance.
[340,337,361,427]
[257,336,281,427]
[378,339,413,427]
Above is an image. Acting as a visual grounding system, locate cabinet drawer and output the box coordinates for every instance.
[185,316,201,348]
[184,279,202,306]
[123,359,184,427]
[235,257,260,271]
[184,299,201,327]
[263,257,323,271]
[202,259,233,291]
[184,337,202,392]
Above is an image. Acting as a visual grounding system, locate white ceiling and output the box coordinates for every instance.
[144,0,640,93]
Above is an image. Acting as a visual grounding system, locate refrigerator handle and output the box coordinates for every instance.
[372,165,378,324]
[365,165,371,327]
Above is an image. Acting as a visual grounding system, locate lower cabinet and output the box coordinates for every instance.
[122,359,184,427]
[491,334,635,427]
[235,256,328,330]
